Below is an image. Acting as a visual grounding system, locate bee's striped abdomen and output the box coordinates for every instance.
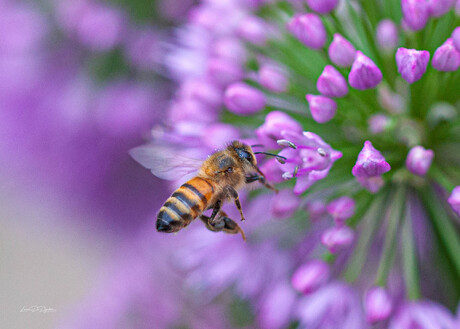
[156,177,216,233]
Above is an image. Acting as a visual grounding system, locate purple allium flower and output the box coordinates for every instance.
[352,141,391,178]
[287,13,327,50]
[317,65,349,98]
[376,20,399,52]
[306,0,339,14]
[448,186,460,216]
[258,64,289,93]
[328,34,357,67]
[427,0,455,17]
[452,27,460,52]
[306,94,337,123]
[207,57,244,87]
[65,0,460,326]
[401,0,430,31]
[364,286,393,323]
[389,301,456,329]
[396,48,431,84]
[369,114,391,134]
[321,226,355,253]
[406,146,434,176]
[432,38,460,71]
[271,189,300,219]
[224,82,266,115]
[296,282,365,329]
[278,131,342,194]
[291,260,330,294]
[256,111,303,148]
[327,196,356,225]
[349,51,383,90]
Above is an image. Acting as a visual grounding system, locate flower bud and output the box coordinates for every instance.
[349,51,383,90]
[321,226,354,253]
[306,200,327,221]
[271,189,301,219]
[401,0,430,31]
[327,196,356,225]
[406,146,434,176]
[224,82,266,115]
[256,111,303,148]
[369,114,391,134]
[328,34,357,67]
[258,64,289,93]
[306,0,339,14]
[180,78,223,108]
[432,38,460,71]
[378,85,405,114]
[306,94,337,123]
[291,260,330,294]
[207,58,244,87]
[452,27,460,52]
[447,186,460,216]
[396,48,430,84]
[427,102,457,126]
[317,65,349,98]
[237,16,268,46]
[365,286,393,323]
[427,0,455,17]
[376,20,399,52]
[352,141,391,178]
[287,13,327,50]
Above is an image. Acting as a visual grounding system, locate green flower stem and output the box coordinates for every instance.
[419,187,460,279]
[344,190,389,282]
[430,165,456,191]
[375,185,406,286]
[401,194,421,300]
[329,12,348,41]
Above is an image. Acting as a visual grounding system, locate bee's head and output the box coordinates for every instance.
[228,141,257,168]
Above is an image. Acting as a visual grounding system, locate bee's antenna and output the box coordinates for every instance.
[254,152,287,164]
[251,144,264,148]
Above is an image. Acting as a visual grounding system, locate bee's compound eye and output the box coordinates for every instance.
[226,167,234,173]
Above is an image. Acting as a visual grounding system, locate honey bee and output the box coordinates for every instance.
[130,141,284,241]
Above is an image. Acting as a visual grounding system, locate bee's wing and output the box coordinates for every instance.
[130,144,204,181]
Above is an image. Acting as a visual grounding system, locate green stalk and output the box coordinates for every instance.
[401,193,421,300]
[375,185,406,286]
[430,165,456,191]
[419,186,460,279]
[344,190,389,282]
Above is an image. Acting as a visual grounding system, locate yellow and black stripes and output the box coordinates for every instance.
[156,177,216,233]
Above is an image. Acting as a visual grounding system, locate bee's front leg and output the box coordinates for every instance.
[245,173,278,193]
[225,186,245,221]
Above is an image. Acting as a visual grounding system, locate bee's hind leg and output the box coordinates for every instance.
[200,210,246,241]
